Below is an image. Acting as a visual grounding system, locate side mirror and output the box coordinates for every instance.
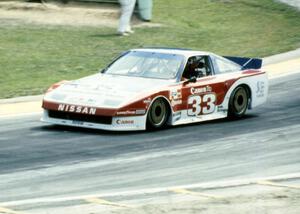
[184,76,197,84]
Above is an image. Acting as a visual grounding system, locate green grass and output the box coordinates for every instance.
[0,0,300,98]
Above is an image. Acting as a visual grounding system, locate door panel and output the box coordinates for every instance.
[182,76,228,117]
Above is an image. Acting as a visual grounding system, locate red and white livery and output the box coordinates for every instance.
[41,48,268,131]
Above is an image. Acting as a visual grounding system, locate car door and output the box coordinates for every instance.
[181,55,228,118]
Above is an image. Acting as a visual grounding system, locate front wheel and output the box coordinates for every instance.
[228,86,249,118]
[147,98,169,129]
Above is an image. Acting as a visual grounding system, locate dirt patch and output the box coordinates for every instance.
[102,188,300,214]
[278,0,300,10]
[0,1,162,28]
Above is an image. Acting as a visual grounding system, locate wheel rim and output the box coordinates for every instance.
[149,99,167,127]
[233,87,248,114]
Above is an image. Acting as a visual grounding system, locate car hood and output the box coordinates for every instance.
[44,73,173,108]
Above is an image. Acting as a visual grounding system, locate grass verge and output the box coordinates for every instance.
[0,0,300,98]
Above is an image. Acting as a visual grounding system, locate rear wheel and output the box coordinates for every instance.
[228,86,249,118]
[147,98,169,129]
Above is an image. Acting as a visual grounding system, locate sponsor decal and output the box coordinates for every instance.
[173,111,181,122]
[116,109,146,115]
[256,81,265,97]
[190,86,212,95]
[87,98,97,104]
[143,97,152,109]
[170,89,182,107]
[72,120,84,125]
[58,104,96,115]
[135,109,146,115]
[116,119,134,125]
[169,89,182,100]
[143,98,152,104]
[117,110,136,115]
[217,105,227,113]
[66,97,96,105]
[171,99,182,106]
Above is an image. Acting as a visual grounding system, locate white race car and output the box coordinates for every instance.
[41,48,268,131]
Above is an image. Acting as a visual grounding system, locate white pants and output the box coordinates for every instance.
[118,0,136,33]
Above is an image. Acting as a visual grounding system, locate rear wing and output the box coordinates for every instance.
[223,56,262,70]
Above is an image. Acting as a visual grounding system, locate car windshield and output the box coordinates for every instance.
[104,51,184,79]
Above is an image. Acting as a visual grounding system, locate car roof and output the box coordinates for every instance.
[131,48,213,58]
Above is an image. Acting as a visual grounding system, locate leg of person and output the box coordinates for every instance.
[125,0,136,33]
[118,0,136,35]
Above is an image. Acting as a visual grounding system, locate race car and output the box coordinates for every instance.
[41,48,268,131]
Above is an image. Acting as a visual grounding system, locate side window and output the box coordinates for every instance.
[181,55,213,80]
[212,56,241,74]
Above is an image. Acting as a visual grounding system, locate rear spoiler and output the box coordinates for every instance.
[223,56,262,70]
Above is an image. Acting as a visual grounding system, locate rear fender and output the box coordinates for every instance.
[221,73,268,113]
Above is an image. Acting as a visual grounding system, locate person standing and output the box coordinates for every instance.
[118,0,136,36]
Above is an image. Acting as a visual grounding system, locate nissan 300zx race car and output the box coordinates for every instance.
[41,48,268,131]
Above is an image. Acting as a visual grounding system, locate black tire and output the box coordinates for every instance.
[228,86,249,118]
[147,98,169,129]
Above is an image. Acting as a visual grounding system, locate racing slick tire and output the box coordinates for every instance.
[228,85,249,118]
[147,98,169,129]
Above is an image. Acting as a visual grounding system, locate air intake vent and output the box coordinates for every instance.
[48,110,112,125]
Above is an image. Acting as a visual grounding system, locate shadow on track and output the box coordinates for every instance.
[32,114,259,136]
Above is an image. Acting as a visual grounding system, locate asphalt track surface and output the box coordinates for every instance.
[0,72,300,212]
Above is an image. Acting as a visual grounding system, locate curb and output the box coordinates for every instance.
[1,48,300,105]
[278,0,300,11]
[263,48,300,66]
[0,95,43,104]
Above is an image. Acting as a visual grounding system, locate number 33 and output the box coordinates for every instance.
[188,94,216,116]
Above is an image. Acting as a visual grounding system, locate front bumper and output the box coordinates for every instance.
[41,110,147,131]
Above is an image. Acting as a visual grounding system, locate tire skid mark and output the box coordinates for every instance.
[1,173,300,207]
[170,188,224,199]
[0,206,28,214]
[85,197,132,208]
[257,180,300,189]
